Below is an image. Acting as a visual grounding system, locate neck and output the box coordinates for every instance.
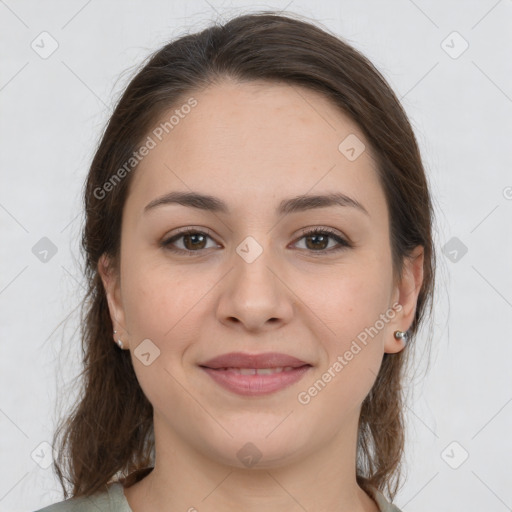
[123,412,380,512]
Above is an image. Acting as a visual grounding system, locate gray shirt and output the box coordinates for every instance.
[33,482,403,511]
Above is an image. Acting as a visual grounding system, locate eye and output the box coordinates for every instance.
[161,226,351,256]
[292,227,351,254]
[161,228,219,255]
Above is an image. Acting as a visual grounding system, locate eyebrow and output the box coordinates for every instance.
[143,191,369,216]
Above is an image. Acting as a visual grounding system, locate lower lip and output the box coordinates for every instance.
[200,366,311,396]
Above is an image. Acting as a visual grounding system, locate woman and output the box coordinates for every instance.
[35,10,435,512]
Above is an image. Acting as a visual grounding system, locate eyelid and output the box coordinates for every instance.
[296,225,347,240]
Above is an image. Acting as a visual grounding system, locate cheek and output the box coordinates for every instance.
[301,257,393,335]
[300,255,394,395]
[119,258,204,403]
[120,253,216,350]
[295,265,391,414]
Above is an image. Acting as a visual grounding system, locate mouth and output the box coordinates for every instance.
[199,351,311,369]
[206,366,307,375]
[198,352,312,396]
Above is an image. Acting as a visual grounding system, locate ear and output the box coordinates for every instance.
[97,253,129,349]
[384,245,424,354]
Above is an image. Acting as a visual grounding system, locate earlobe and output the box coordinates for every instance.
[97,254,128,348]
[385,246,424,354]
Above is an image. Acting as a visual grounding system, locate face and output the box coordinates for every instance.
[99,80,422,470]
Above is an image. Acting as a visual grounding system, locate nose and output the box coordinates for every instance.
[215,241,295,332]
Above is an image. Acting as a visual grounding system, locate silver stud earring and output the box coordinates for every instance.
[394,330,408,344]
[113,330,123,349]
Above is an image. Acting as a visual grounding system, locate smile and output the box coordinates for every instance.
[200,365,311,396]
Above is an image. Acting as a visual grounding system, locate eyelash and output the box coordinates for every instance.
[161,227,351,256]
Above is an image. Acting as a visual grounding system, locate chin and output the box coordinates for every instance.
[199,430,309,471]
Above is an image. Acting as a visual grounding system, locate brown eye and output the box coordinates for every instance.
[161,229,218,255]
[161,227,351,256]
[293,228,351,254]
[180,232,208,250]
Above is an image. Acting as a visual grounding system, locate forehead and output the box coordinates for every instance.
[125,79,386,221]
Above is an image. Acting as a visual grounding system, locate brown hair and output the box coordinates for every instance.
[52,10,436,502]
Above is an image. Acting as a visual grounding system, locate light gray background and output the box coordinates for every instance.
[1,1,511,511]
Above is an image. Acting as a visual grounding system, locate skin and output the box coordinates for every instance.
[98,79,424,512]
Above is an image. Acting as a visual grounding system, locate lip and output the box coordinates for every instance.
[200,352,310,369]
[199,352,312,396]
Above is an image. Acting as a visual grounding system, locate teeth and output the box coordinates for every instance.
[240,368,258,375]
[219,366,297,375]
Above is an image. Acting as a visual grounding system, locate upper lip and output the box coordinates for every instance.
[199,352,311,369]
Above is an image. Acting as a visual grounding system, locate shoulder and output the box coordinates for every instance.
[32,483,132,512]
[366,485,403,512]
